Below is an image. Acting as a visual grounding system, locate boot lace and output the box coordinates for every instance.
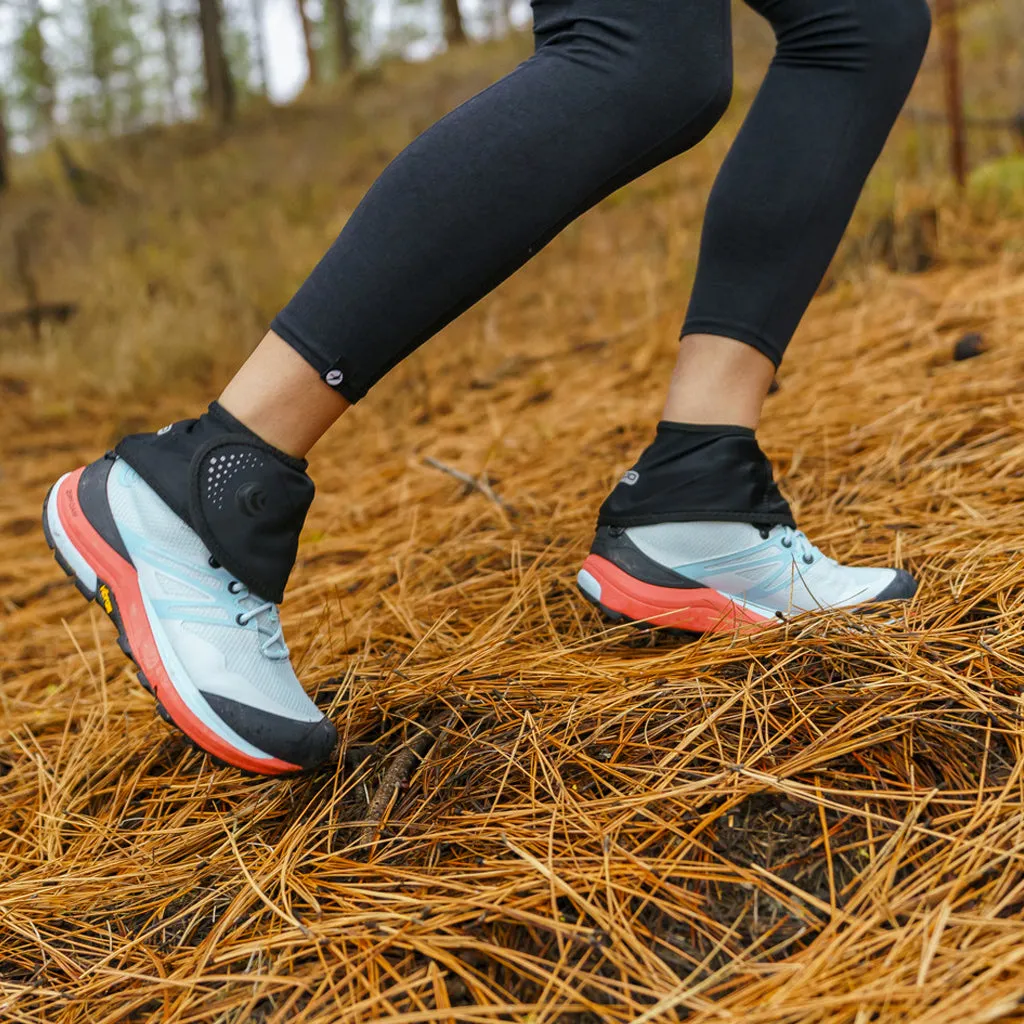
[761,525,823,566]
[228,580,289,660]
[777,526,823,567]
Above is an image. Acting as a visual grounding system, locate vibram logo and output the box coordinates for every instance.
[99,585,113,614]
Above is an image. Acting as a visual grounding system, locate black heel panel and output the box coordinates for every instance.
[78,456,134,565]
[115,402,315,603]
[188,437,314,604]
[590,526,706,590]
[598,423,796,529]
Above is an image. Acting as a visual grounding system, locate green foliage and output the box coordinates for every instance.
[66,0,148,133]
[317,0,371,80]
[0,89,9,190]
[10,4,56,144]
[396,0,434,53]
[226,24,255,99]
[318,0,341,79]
[968,155,1024,216]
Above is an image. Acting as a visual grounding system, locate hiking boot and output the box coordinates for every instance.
[584,421,917,631]
[578,521,917,631]
[42,405,336,774]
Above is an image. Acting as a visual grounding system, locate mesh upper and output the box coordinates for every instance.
[108,459,320,721]
[627,522,768,564]
[626,521,897,611]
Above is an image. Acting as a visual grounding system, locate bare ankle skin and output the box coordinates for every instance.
[662,334,776,429]
[217,331,349,459]
[217,329,774,460]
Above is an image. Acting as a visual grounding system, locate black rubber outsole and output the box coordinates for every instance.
[41,483,289,777]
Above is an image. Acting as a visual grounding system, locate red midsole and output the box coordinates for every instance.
[580,554,772,633]
[54,469,299,775]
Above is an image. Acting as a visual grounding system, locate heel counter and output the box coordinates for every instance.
[590,526,704,590]
[77,456,134,565]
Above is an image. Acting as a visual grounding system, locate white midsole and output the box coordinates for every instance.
[48,476,274,763]
[576,569,601,602]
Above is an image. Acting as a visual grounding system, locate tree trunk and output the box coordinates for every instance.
[935,0,967,189]
[0,96,9,193]
[442,0,467,46]
[158,0,181,120]
[333,0,355,74]
[24,0,56,141]
[249,0,269,96]
[296,0,319,86]
[198,0,235,126]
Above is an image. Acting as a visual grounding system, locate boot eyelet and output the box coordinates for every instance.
[235,613,246,626]
[781,538,793,549]
[208,556,221,569]
[228,581,242,594]
[803,554,814,565]
[759,528,771,540]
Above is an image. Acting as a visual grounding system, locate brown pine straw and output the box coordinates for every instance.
[4,241,1024,1021]
[4,18,1024,1020]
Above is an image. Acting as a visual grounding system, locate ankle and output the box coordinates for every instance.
[663,334,776,429]
[114,402,315,602]
[217,332,350,459]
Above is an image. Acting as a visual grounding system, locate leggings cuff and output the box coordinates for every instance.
[270,315,369,404]
[680,318,783,369]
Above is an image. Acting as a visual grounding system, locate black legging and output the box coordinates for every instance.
[272,0,931,405]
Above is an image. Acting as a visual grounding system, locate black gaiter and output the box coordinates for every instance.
[598,423,795,529]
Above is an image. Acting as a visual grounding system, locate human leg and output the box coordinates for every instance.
[268,0,734,406]
[580,0,932,629]
[218,332,349,459]
[44,0,742,772]
[662,335,776,430]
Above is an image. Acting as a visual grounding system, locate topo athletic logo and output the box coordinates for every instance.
[620,470,640,486]
[325,369,344,387]
[235,482,267,516]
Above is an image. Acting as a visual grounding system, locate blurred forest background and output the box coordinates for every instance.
[0,0,529,151]
[1,0,1024,401]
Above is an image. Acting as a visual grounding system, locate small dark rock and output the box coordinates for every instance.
[0,377,29,395]
[953,333,986,361]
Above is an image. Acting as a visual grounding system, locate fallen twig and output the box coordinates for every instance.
[0,303,78,333]
[902,105,1024,139]
[358,712,450,850]
[422,456,515,514]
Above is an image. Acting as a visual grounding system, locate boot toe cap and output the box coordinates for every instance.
[201,691,338,771]
[872,568,918,604]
